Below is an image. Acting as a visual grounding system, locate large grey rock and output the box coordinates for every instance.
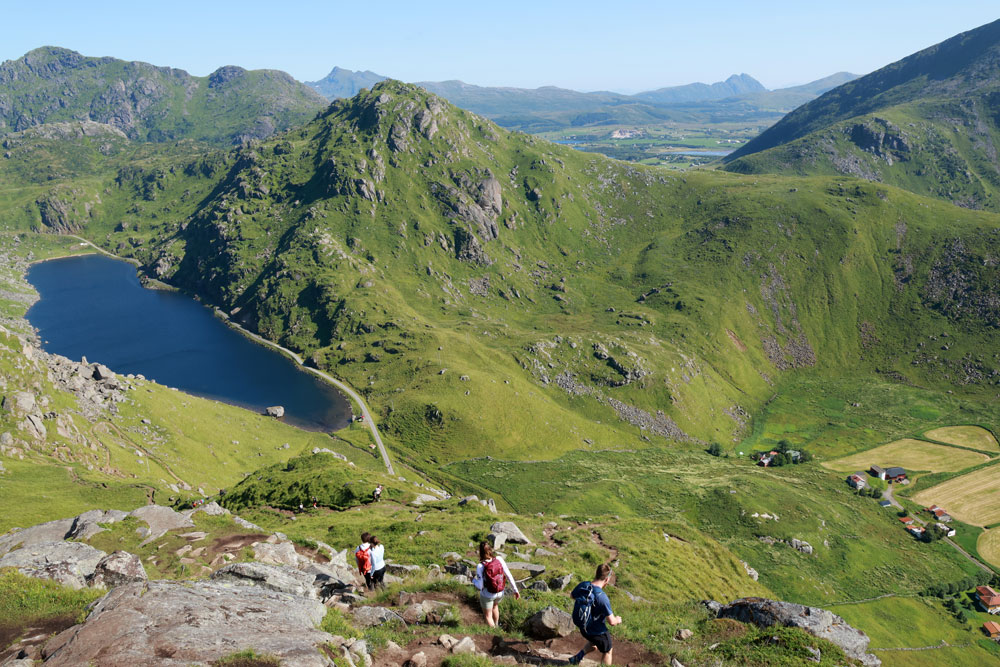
[717,597,880,666]
[506,561,545,575]
[488,531,507,550]
[386,562,422,576]
[451,636,477,655]
[89,550,146,588]
[233,515,264,532]
[40,580,333,666]
[192,501,229,517]
[265,405,285,418]
[211,562,322,600]
[353,605,405,628]
[0,517,76,557]
[252,540,305,567]
[551,574,573,591]
[300,561,359,591]
[68,509,128,540]
[527,606,574,639]
[490,521,531,544]
[1,391,35,416]
[0,541,106,589]
[129,505,195,544]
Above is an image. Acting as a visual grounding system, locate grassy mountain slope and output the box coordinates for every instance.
[0,47,327,144]
[7,81,1000,468]
[724,20,1000,210]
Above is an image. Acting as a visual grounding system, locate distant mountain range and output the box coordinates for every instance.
[0,47,327,144]
[724,17,1000,210]
[305,68,859,131]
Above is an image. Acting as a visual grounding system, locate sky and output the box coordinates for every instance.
[3,1,998,93]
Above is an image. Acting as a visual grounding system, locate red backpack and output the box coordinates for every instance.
[483,558,505,593]
[356,545,372,575]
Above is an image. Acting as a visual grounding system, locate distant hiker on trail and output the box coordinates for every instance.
[472,541,519,628]
[373,484,383,503]
[569,563,622,665]
[355,531,385,590]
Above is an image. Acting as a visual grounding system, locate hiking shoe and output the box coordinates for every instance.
[568,651,585,665]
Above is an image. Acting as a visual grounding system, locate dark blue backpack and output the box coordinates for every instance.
[571,582,595,631]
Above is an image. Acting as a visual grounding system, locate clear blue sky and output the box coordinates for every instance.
[4,1,998,92]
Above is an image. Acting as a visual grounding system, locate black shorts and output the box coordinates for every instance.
[583,631,613,654]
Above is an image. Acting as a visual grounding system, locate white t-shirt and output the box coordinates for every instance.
[371,543,385,571]
[473,557,519,599]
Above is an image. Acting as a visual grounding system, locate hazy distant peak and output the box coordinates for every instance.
[634,73,766,104]
[306,66,388,100]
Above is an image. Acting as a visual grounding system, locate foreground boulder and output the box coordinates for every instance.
[715,597,880,666]
[527,606,575,639]
[0,541,106,589]
[490,521,531,544]
[40,580,334,666]
[211,562,322,600]
[0,517,77,557]
[88,550,147,588]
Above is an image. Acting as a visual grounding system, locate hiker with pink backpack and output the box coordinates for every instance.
[472,541,520,627]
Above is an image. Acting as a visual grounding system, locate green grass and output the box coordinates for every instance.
[0,567,103,650]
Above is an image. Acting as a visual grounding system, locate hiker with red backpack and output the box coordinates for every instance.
[472,541,520,628]
[569,563,622,665]
[355,531,385,591]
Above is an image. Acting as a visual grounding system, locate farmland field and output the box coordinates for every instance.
[822,439,991,474]
[977,527,1000,569]
[913,463,1000,526]
[924,426,999,451]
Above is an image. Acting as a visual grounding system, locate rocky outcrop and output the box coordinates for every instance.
[490,521,531,545]
[130,504,195,544]
[353,605,405,628]
[40,580,334,666]
[714,597,880,666]
[88,550,147,588]
[0,541,107,589]
[211,561,323,600]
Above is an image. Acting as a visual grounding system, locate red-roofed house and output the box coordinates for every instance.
[931,508,952,522]
[847,473,867,489]
[984,621,1000,638]
[898,516,914,525]
[909,525,925,537]
[977,586,1000,614]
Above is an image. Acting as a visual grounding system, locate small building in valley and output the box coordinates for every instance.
[878,500,892,508]
[870,465,886,480]
[908,525,925,537]
[977,586,1000,614]
[934,522,956,537]
[847,473,867,489]
[984,621,1000,638]
[885,466,907,483]
[928,506,952,522]
[898,516,914,525]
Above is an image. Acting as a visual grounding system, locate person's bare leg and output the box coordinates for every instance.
[602,648,613,665]
[483,605,495,627]
[492,604,500,626]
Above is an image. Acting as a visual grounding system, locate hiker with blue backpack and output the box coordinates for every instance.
[569,563,622,665]
[472,541,520,627]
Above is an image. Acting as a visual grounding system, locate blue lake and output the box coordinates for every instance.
[26,253,352,432]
